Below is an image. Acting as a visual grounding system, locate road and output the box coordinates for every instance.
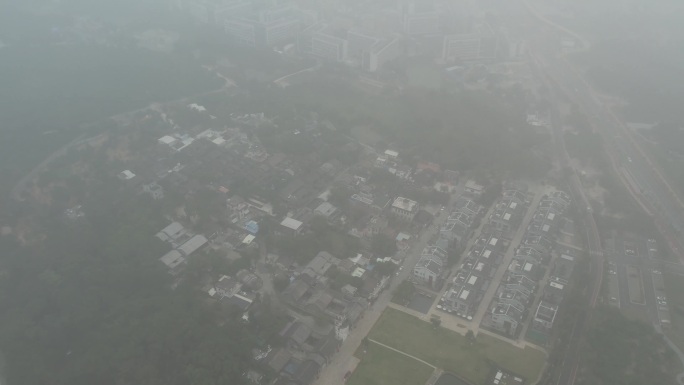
[313,199,453,385]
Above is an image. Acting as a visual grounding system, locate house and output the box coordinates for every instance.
[159,249,186,275]
[497,288,531,312]
[522,234,554,254]
[412,246,448,288]
[178,234,208,256]
[155,222,188,245]
[118,169,137,181]
[441,211,474,244]
[490,302,524,337]
[502,274,537,297]
[391,197,419,221]
[452,196,483,218]
[212,275,241,298]
[489,198,525,236]
[280,217,304,236]
[532,300,559,331]
[464,180,484,197]
[280,320,312,350]
[314,202,338,220]
[514,246,544,265]
[443,270,486,317]
[143,182,164,200]
[303,251,340,279]
[384,149,399,159]
[507,257,543,280]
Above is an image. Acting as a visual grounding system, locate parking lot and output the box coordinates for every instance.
[605,232,673,327]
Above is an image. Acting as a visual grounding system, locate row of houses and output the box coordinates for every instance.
[485,190,572,339]
[437,232,504,320]
[439,195,485,249]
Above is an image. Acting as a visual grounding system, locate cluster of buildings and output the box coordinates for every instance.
[484,189,573,339]
[264,250,392,385]
[437,232,505,320]
[156,221,209,275]
[175,0,518,71]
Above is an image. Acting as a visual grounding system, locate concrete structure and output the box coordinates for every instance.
[442,24,499,63]
[280,217,304,235]
[391,197,419,221]
[412,245,447,288]
[159,249,187,275]
[299,23,348,62]
[314,202,338,219]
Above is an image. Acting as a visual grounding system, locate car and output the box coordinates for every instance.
[609,270,616,275]
[627,157,633,162]
[653,269,662,275]
[610,297,618,302]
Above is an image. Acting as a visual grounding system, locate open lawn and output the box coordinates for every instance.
[347,342,434,385]
[368,308,546,385]
[663,272,684,351]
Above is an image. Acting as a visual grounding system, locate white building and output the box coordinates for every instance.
[391,197,419,221]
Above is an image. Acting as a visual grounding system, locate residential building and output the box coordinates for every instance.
[441,211,474,244]
[490,302,524,337]
[280,217,304,236]
[402,3,440,35]
[314,202,338,219]
[502,274,536,297]
[522,234,554,254]
[143,182,164,200]
[391,197,419,221]
[413,245,447,288]
[464,180,484,197]
[159,250,187,275]
[452,196,483,218]
[532,301,559,331]
[489,198,525,236]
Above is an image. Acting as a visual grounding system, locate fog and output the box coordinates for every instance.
[1,1,684,385]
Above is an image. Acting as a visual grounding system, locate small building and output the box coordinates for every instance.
[532,300,559,331]
[490,302,524,337]
[384,149,399,159]
[464,180,484,197]
[280,217,304,235]
[118,169,136,181]
[178,234,208,256]
[391,197,419,221]
[314,202,338,219]
[159,249,186,275]
[143,182,164,200]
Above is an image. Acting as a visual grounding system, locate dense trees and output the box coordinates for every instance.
[578,307,679,385]
[0,197,254,385]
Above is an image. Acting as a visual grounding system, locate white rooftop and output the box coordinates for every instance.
[465,180,484,191]
[160,250,186,269]
[120,170,136,180]
[158,135,177,145]
[280,217,303,231]
[482,249,492,258]
[523,262,533,272]
[243,234,255,245]
[509,201,517,209]
[352,267,366,277]
[178,234,208,256]
[384,149,399,157]
[467,275,478,285]
[489,237,499,246]
[459,289,470,300]
[392,197,418,212]
[503,213,512,221]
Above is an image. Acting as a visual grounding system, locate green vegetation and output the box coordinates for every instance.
[240,77,550,178]
[0,196,256,385]
[368,308,546,384]
[0,43,218,197]
[578,307,679,385]
[348,342,434,385]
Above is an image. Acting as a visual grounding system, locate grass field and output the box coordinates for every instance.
[347,342,434,385]
[368,308,546,385]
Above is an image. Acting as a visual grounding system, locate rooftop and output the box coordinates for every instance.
[392,197,418,213]
[178,234,208,256]
[281,217,303,231]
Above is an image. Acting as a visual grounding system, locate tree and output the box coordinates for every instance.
[393,281,415,305]
[371,233,398,258]
[430,315,441,328]
[465,330,475,345]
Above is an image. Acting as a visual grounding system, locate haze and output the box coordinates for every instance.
[1,1,684,385]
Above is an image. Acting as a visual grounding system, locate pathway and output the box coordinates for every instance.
[368,339,436,369]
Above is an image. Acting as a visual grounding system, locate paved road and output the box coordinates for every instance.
[313,199,453,385]
[367,339,436,369]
